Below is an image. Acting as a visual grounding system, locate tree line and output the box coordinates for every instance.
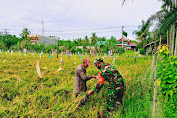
[0,30,128,54]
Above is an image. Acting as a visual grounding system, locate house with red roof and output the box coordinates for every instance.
[116,38,137,51]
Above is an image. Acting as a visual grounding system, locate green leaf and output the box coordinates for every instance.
[170,90,173,97]
[172,67,177,71]
[174,58,177,64]
[169,74,174,78]
[169,56,173,60]
[170,61,174,65]
[173,55,177,59]
[168,70,173,74]
[161,55,166,58]
[164,75,169,80]
[167,79,175,83]
[163,50,169,55]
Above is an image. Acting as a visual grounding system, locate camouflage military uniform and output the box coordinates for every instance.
[93,59,124,116]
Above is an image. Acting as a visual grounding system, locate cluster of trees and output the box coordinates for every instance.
[0,30,127,54]
[57,34,124,54]
[133,0,177,56]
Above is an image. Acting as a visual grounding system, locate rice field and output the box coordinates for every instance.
[0,51,153,118]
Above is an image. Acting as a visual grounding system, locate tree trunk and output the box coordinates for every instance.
[171,24,175,55]
[167,30,168,46]
[169,25,173,55]
[174,31,177,55]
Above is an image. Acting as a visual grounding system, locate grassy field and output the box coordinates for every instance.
[0,51,154,117]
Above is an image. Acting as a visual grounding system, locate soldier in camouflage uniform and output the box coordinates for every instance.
[87,58,124,116]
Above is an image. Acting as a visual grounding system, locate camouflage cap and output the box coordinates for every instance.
[94,58,103,64]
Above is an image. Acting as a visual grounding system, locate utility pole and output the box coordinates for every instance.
[42,20,44,36]
[4,29,9,40]
[122,26,124,47]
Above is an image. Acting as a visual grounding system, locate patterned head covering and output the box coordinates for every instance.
[94,58,103,65]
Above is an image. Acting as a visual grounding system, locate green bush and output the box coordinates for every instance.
[103,45,109,53]
[70,46,76,54]
[139,48,146,55]
[114,47,125,54]
[157,46,177,117]
[0,40,6,50]
[76,48,83,54]
[57,48,61,53]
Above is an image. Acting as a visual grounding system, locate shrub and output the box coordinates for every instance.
[102,45,109,53]
[157,45,177,117]
[0,40,6,50]
[70,46,76,54]
[139,48,146,55]
[114,47,125,54]
[76,48,83,54]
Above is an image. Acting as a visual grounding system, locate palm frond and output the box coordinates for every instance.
[122,0,133,6]
[159,8,177,35]
[147,10,167,23]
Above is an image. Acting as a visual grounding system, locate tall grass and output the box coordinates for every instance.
[0,51,154,117]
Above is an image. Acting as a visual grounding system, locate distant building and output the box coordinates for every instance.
[28,35,59,45]
[117,38,137,50]
[75,46,83,50]
[28,34,39,44]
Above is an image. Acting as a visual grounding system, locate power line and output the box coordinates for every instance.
[1,25,138,33]
[6,29,137,34]
[0,26,139,39]
[44,26,138,33]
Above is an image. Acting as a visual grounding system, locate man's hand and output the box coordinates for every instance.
[92,75,99,79]
[88,90,94,95]
[95,76,99,79]
[91,75,96,78]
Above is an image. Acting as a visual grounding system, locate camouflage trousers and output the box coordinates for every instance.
[105,87,124,117]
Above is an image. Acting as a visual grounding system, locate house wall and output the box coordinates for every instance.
[38,36,58,45]
[29,35,59,45]
[75,46,83,50]
[116,45,126,48]
[75,46,95,50]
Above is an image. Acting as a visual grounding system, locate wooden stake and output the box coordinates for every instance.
[36,60,42,78]
[152,36,161,118]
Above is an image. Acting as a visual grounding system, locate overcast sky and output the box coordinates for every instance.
[0,0,162,40]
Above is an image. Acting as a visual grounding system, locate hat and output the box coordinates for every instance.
[94,58,103,64]
[83,58,91,66]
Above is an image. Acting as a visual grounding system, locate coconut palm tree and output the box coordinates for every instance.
[20,28,31,40]
[133,20,153,48]
[90,33,98,46]
[84,35,89,44]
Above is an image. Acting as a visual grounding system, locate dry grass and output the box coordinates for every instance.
[0,51,152,117]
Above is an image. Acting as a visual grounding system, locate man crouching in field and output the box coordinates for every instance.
[87,58,125,117]
[75,58,96,97]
